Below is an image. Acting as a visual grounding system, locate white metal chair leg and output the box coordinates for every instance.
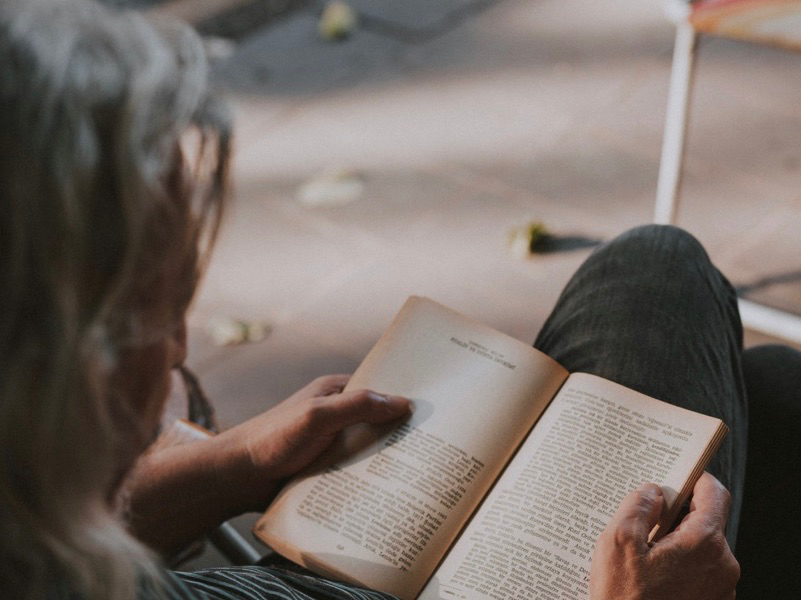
[655,22,698,225]
[738,299,801,346]
[654,2,801,344]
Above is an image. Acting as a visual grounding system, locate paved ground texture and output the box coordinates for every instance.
[137,0,801,567]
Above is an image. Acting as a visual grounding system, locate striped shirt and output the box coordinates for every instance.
[143,566,401,600]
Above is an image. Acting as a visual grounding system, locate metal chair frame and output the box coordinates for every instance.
[655,0,801,344]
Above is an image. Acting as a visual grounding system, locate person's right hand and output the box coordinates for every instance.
[217,374,410,512]
[590,472,739,600]
[124,374,409,555]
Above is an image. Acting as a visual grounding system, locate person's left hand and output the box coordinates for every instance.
[589,472,739,600]
[217,374,410,511]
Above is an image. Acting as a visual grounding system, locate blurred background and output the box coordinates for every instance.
[114,0,801,567]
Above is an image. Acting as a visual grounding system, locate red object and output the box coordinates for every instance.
[687,0,801,50]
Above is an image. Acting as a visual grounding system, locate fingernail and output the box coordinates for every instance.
[639,483,664,500]
[371,392,410,413]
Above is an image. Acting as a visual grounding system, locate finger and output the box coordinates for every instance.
[307,389,411,435]
[670,472,730,538]
[653,473,731,556]
[601,483,665,554]
[316,374,352,396]
[294,374,352,399]
[687,472,731,532]
[649,474,740,591]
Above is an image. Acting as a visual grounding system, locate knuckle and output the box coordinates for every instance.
[716,481,731,503]
[706,475,731,509]
[720,486,732,512]
[728,554,741,586]
[608,523,639,553]
[694,528,736,572]
[635,488,660,513]
[348,389,375,408]
[347,387,368,400]
[696,532,720,559]
[313,374,343,391]
[638,483,662,499]
[303,396,332,424]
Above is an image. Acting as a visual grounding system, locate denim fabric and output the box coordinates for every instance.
[534,225,748,549]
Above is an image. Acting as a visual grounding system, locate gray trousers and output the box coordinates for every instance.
[535,224,799,598]
[534,224,747,548]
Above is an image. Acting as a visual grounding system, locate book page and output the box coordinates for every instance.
[254,297,568,600]
[420,373,725,600]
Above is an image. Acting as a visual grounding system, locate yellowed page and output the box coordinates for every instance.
[420,373,726,600]
[254,297,568,600]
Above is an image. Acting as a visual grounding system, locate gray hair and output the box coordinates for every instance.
[0,0,230,598]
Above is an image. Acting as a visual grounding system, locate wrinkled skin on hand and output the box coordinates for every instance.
[590,472,739,600]
[125,374,410,555]
[221,374,411,511]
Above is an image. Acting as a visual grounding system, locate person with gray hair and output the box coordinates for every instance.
[2,0,770,598]
[0,1,410,598]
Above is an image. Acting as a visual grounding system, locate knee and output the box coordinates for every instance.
[743,344,801,413]
[597,224,710,272]
[743,343,801,368]
[608,224,704,255]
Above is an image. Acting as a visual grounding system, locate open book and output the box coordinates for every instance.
[254,296,727,600]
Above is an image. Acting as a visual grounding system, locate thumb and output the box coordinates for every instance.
[311,389,411,435]
[602,483,666,553]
